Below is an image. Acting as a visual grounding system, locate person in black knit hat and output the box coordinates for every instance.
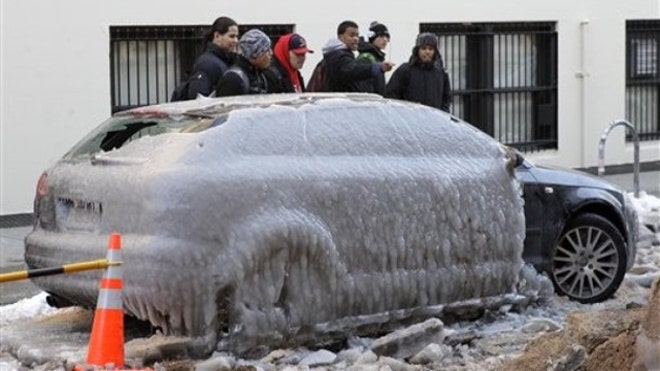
[356,21,393,95]
[385,32,452,112]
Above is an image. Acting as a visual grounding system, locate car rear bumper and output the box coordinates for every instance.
[24,229,218,335]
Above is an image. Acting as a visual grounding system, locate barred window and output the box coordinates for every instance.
[109,24,294,114]
[421,22,558,153]
[626,20,660,141]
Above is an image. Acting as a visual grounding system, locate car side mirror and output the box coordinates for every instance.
[514,151,525,168]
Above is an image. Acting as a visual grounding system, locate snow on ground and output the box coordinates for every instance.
[0,192,658,370]
[0,292,55,327]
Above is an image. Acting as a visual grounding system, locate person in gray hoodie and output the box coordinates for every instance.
[322,20,394,92]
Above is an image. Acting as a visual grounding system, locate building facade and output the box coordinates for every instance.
[2,0,659,214]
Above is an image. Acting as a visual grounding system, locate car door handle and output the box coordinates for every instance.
[544,186,554,194]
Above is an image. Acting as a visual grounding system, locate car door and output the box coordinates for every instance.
[516,165,547,269]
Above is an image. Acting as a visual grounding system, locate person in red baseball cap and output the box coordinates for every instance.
[265,33,314,93]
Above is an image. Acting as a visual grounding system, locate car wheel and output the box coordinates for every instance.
[551,213,627,303]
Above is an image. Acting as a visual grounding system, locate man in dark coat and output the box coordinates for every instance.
[323,20,394,93]
[186,16,239,99]
[265,33,313,93]
[356,21,391,95]
[216,29,271,96]
[385,32,452,112]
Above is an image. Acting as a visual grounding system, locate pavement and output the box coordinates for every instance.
[0,226,41,305]
[600,170,659,198]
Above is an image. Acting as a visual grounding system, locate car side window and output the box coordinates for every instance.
[63,116,219,159]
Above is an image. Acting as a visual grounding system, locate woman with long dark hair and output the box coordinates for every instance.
[185,16,239,99]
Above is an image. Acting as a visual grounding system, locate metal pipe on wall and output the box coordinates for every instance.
[576,19,590,167]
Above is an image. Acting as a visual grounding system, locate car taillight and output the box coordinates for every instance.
[36,173,48,197]
[34,172,55,230]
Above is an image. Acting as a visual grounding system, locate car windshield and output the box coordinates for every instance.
[63,114,226,159]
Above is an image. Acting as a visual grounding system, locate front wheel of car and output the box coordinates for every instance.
[551,213,627,304]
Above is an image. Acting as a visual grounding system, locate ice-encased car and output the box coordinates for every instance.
[24,93,635,351]
[25,94,528,348]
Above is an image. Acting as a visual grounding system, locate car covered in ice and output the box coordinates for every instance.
[24,93,636,351]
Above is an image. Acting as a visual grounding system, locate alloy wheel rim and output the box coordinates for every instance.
[552,226,619,300]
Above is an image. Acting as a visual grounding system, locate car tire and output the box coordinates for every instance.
[550,213,627,304]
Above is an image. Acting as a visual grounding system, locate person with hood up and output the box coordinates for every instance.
[184,16,239,99]
[265,33,314,93]
[385,32,452,112]
[216,28,272,96]
[323,20,394,93]
[356,21,391,95]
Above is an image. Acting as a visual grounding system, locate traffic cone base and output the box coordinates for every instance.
[87,308,124,366]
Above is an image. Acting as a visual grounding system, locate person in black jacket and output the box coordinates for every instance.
[356,21,391,95]
[265,33,313,93]
[323,20,394,93]
[385,32,452,112]
[185,16,239,99]
[216,29,271,96]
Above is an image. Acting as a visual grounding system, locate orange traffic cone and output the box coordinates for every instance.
[86,232,125,367]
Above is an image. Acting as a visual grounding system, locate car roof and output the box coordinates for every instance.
[119,93,387,119]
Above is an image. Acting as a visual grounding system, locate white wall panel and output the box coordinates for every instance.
[1,0,659,213]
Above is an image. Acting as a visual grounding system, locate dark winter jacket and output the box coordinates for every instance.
[356,40,387,95]
[215,56,269,96]
[385,46,452,112]
[186,43,236,99]
[264,58,305,93]
[323,38,382,93]
[264,34,306,93]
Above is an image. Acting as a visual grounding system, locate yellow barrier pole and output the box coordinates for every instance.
[0,259,122,283]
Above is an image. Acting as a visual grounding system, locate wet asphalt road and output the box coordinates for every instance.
[0,226,42,305]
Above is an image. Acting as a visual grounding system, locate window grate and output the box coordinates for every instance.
[626,20,660,141]
[109,24,294,114]
[421,22,558,153]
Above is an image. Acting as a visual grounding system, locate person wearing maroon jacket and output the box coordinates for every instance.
[265,33,314,93]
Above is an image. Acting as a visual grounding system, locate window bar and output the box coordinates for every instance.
[126,41,131,108]
[497,34,503,142]
[111,42,118,111]
[516,34,527,142]
[168,41,173,101]
[647,76,651,134]
[524,33,529,143]
[119,42,125,109]
[510,34,515,143]
[158,39,163,103]
[137,40,142,106]
[506,34,512,143]
[154,39,159,105]
[146,41,151,105]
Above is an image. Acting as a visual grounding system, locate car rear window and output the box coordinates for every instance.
[63,115,225,159]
